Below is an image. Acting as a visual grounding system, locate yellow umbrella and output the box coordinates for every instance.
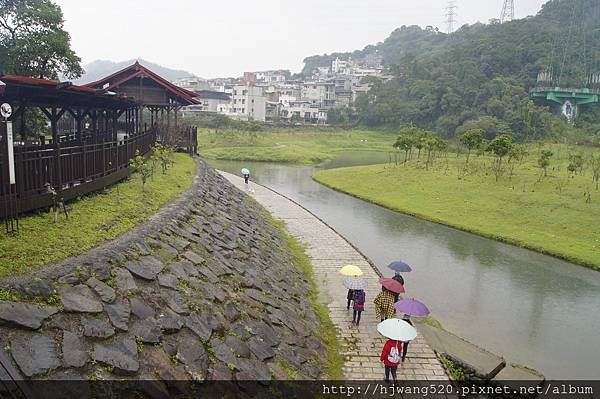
[339,265,363,277]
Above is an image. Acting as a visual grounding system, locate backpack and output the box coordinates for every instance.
[387,342,401,363]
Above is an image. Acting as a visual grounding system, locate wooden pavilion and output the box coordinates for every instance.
[0,74,156,221]
[85,61,199,132]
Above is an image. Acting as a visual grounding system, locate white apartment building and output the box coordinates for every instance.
[301,82,336,108]
[254,70,289,83]
[231,85,266,122]
[279,101,327,124]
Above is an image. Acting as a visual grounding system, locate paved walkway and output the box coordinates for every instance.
[221,172,447,381]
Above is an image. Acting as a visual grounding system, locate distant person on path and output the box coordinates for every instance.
[352,289,365,326]
[392,273,405,303]
[380,338,402,385]
[346,289,356,310]
[374,287,395,322]
[244,173,250,184]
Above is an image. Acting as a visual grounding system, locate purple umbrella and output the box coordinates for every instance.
[394,299,430,317]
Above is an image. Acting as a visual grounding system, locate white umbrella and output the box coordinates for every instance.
[377,319,417,341]
[343,277,367,290]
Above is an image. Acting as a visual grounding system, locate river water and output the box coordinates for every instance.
[208,152,600,379]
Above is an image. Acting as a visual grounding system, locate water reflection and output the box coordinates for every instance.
[208,155,600,379]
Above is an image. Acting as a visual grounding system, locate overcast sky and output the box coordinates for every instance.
[54,0,548,78]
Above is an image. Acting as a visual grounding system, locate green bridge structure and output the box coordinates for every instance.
[530,86,600,122]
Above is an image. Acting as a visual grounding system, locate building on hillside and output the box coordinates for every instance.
[231,85,266,121]
[174,77,210,91]
[301,81,335,108]
[279,101,327,124]
[181,90,231,116]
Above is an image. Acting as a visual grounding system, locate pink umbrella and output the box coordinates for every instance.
[379,277,405,294]
[394,299,430,317]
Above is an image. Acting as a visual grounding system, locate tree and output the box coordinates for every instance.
[459,129,484,164]
[0,0,83,79]
[130,150,155,191]
[393,134,415,165]
[567,153,584,176]
[210,114,230,134]
[537,150,553,178]
[591,154,600,190]
[420,134,439,170]
[486,134,513,181]
[507,143,527,180]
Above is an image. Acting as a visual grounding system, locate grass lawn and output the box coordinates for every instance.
[313,144,600,270]
[198,127,394,164]
[0,153,196,277]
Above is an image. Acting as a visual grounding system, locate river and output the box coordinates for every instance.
[208,152,600,379]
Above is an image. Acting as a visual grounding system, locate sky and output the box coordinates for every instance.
[54,0,548,78]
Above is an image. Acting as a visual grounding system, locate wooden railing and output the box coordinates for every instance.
[0,128,156,219]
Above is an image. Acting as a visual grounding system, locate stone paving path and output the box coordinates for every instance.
[221,172,448,381]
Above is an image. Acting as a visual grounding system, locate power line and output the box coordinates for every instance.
[500,0,514,23]
[445,1,458,34]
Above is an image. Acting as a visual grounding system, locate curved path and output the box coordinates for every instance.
[220,171,447,381]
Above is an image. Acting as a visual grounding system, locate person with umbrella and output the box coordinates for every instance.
[378,319,417,384]
[340,267,364,311]
[374,278,405,321]
[241,168,251,185]
[374,287,396,322]
[352,289,366,326]
[394,299,430,362]
[388,260,411,302]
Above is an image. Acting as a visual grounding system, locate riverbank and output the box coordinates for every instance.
[0,159,335,392]
[0,153,195,277]
[198,128,392,164]
[220,171,449,380]
[313,160,600,270]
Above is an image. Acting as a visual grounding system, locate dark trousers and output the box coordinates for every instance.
[244,176,249,184]
[384,365,398,382]
[352,309,362,325]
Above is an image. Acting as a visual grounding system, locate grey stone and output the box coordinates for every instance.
[60,285,103,313]
[104,299,131,331]
[416,320,505,380]
[210,339,237,369]
[158,272,179,289]
[113,267,137,293]
[11,334,60,377]
[163,291,189,315]
[92,337,139,375]
[235,357,272,381]
[142,348,191,394]
[247,336,276,361]
[82,317,115,338]
[197,267,219,284]
[209,362,233,381]
[168,262,189,280]
[90,263,112,281]
[225,335,251,358]
[130,297,155,320]
[130,318,162,343]
[169,236,191,251]
[0,301,58,329]
[17,279,55,297]
[185,312,214,341]
[86,277,115,303]
[124,256,164,280]
[62,330,87,368]
[158,307,184,333]
[58,273,80,285]
[182,251,204,265]
[176,331,209,381]
[223,301,239,322]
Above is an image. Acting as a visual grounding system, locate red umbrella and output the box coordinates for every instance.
[379,277,405,294]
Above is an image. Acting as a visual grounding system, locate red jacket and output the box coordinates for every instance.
[380,339,402,366]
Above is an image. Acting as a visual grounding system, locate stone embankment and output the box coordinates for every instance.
[221,172,448,381]
[0,159,328,396]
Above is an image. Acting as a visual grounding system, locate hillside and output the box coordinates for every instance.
[69,59,197,84]
[307,0,600,141]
